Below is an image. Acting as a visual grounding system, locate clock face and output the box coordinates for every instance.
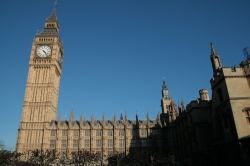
[36,45,51,58]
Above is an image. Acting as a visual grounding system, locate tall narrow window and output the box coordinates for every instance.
[96,139,102,148]
[50,140,55,148]
[85,140,90,148]
[141,139,146,147]
[130,139,136,147]
[119,139,124,147]
[73,140,78,148]
[151,129,157,136]
[131,130,136,137]
[108,130,113,136]
[141,129,147,136]
[85,130,90,136]
[108,139,113,148]
[96,130,102,136]
[61,140,66,149]
[74,131,79,137]
[119,130,124,136]
[62,130,67,137]
[51,130,56,137]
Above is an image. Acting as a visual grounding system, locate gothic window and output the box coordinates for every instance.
[108,139,113,148]
[108,130,113,136]
[119,130,124,136]
[84,140,90,148]
[62,130,67,137]
[151,129,157,136]
[131,130,136,137]
[96,130,102,136]
[217,88,224,102]
[50,140,55,148]
[74,131,79,136]
[96,139,102,148]
[243,107,250,123]
[130,139,136,147]
[50,130,56,137]
[119,139,124,147]
[85,130,90,136]
[141,139,147,147]
[141,129,147,136]
[61,140,66,149]
[73,140,78,148]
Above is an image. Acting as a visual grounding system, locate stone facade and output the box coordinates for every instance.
[16,5,250,165]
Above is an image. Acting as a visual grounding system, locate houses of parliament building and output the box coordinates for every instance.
[16,4,250,166]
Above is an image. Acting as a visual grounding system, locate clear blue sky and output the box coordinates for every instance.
[0,0,249,150]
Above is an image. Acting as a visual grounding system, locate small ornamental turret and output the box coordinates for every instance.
[199,89,209,101]
[113,113,117,122]
[136,112,139,121]
[69,110,74,122]
[120,110,123,120]
[124,113,128,121]
[181,99,185,111]
[147,112,150,127]
[157,113,162,127]
[147,112,150,121]
[80,113,84,122]
[58,114,61,123]
[210,42,222,74]
[178,102,182,113]
[102,113,106,123]
[91,113,95,125]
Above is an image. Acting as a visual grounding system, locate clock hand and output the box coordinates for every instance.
[42,50,47,55]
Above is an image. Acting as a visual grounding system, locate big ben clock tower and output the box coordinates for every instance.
[16,3,64,152]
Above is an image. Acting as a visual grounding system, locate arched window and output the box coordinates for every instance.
[217,88,223,102]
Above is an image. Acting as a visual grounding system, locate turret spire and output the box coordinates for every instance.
[38,1,60,36]
[120,110,123,120]
[210,42,217,55]
[47,1,57,22]
[210,42,222,73]
[162,80,168,90]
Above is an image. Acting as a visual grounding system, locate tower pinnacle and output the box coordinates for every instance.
[47,2,57,22]
[210,42,217,55]
[210,42,222,73]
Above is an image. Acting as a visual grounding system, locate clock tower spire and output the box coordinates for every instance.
[16,3,64,153]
